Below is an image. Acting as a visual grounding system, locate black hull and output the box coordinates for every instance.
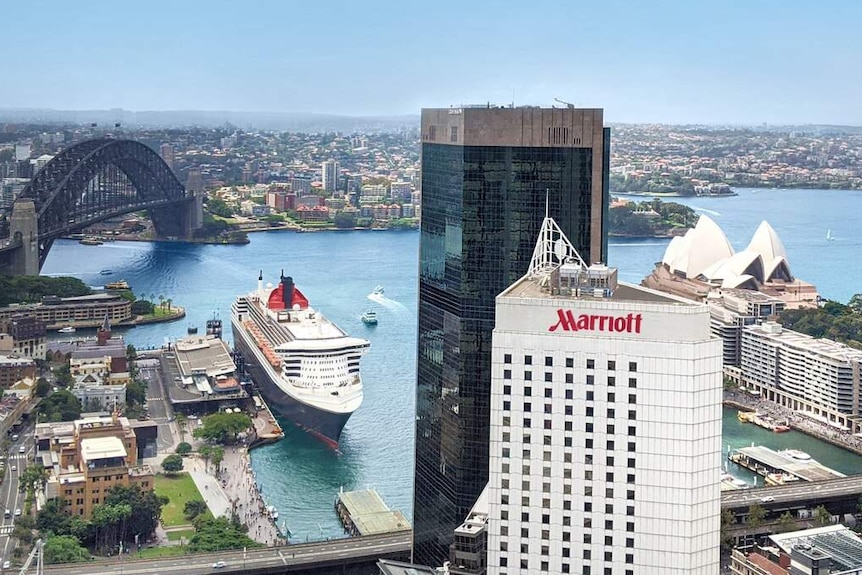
[232,326,352,447]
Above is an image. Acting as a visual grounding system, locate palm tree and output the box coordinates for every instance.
[158,294,165,310]
[166,298,173,311]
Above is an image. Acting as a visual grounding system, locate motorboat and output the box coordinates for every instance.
[372,285,384,296]
[361,310,378,325]
[58,326,76,334]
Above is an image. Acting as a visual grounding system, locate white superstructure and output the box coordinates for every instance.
[487,217,722,575]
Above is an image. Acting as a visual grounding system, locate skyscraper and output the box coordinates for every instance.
[159,143,174,171]
[487,218,721,575]
[322,159,339,193]
[413,106,611,566]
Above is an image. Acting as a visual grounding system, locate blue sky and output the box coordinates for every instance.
[3,0,861,124]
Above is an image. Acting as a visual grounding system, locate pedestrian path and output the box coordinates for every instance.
[185,459,231,518]
[219,447,282,546]
[0,525,13,535]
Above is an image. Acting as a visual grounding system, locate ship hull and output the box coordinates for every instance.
[232,323,352,447]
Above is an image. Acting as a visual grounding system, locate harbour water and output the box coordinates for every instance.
[41,188,862,541]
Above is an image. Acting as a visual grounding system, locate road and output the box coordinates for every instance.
[45,531,411,575]
[137,358,176,453]
[0,427,35,567]
[721,475,862,509]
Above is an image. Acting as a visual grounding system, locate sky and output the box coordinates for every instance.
[3,0,861,125]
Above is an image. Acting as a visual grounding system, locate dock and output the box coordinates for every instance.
[335,489,411,537]
[248,391,284,448]
[728,445,845,485]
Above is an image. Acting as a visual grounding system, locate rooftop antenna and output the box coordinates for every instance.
[512,88,515,108]
[554,97,575,109]
[544,188,549,220]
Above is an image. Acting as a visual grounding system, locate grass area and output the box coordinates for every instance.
[154,473,205,527]
[165,528,195,542]
[134,545,190,559]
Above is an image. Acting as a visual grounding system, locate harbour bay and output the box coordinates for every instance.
[42,187,862,542]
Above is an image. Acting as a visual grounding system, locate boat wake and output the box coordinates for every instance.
[367,293,408,313]
[691,206,721,217]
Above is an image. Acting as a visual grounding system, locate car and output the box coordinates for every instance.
[3,510,9,518]
[760,496,775,503]
[10,465,15,472]
[18,446,25,454]
[14,509,20,517]
[212,561,226,569]
[2,560,9,569]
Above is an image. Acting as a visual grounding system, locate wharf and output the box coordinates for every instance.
[335,489,411,537]
[728,445,845,485]
[248,392,284,448]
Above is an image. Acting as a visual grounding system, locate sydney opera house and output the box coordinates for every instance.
[642,215,820,309]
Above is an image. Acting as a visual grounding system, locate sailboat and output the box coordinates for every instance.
[826,229,835,242]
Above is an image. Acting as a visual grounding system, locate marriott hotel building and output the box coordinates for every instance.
[488,229,722,575]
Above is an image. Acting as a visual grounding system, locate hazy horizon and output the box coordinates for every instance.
[4,0,862,125]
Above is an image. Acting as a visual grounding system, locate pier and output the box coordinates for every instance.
[335,489,411,537]
[728,445,845,485]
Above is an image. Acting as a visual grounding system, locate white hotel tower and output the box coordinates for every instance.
[488,216,722,575]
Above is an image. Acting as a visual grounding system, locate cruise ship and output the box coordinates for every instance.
[231,272,370,447]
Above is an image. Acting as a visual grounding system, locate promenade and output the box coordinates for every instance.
[725,389,862,456]
[219,446,283,546]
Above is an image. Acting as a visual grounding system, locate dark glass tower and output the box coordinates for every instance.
[413,107,611,566]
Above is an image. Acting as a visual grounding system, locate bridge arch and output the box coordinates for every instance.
[6,138,201,271]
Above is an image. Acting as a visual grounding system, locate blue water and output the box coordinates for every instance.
[41,188,862,541]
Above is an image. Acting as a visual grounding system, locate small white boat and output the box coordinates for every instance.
[58,326,76,334]
[267,505,278,520]
[827,229,835,242]
[372,285,384,296]
[361,310,378,325]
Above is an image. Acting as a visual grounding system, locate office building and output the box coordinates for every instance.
[487,217,721,575]
[740,322,862,431]
[731,524,862,575]
[159,143,175,171]
[413,105,611,566]
[322,159,339,192]
[37,413,154,519]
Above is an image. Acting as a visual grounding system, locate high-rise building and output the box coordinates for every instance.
[159,143,175,171]
[413,106,611,566]
[322,159,339,192]
[487,218,721,575]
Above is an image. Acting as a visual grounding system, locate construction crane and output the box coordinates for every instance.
[554,98,575,109]
[17,538,44,575]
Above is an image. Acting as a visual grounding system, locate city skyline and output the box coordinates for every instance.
[3,0,862,125]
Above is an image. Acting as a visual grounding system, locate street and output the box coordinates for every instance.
[0,427,35,567]
[137,358,177,453]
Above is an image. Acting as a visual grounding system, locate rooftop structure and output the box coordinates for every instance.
[732,525,862,575]
[643,216,819,309]
[449,484,488,575]
[165,334,243,405]
[335,489,411,537]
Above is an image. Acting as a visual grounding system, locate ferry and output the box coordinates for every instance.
[231,272,370,447]
[58,326,76,334]
[361,310,378,325]
[104,280,130,290]
[737,410,791,432]
[80,237,103,246]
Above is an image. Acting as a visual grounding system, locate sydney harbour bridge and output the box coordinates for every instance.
[0,138,202,276]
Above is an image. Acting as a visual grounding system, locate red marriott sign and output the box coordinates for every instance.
[549,310,643,334]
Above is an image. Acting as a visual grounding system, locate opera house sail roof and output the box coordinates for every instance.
[644,215,818,309]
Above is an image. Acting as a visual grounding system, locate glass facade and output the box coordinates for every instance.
[414,141,609,566]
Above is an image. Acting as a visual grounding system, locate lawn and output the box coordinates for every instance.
[154,473,205,527]
[134,546,190,559]
[165,528,196,542]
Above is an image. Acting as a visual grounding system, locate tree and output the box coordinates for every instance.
[747,503,766,528]
[166,298,173,311]
[175,442,192,456]
[176,413,188,441]
[777,511,798,533]
[55,364,73,388]
[814,505,832,526]
[211,446,225,474]
[35,377,51,397]
[36,389,81,422]
[19,465,48,498]
[162,454,184,475]
[720,509,736,550]
[37,498,71,536]
[193,412,252,444]
[188,516,259,552]
[43,535,92,564]
[183,499,208,520]
[849,293,862,314]
[103,485,166,546]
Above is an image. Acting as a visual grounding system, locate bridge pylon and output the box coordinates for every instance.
[9,199,40,276]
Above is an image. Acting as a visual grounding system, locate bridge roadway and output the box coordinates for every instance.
[44,531,411,575]
[721,475,862,510]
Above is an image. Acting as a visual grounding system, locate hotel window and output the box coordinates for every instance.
[522,496,531,506]
[628,394,636,404]
[503,416,510,427]
[628,410,636,420]
[543,435,551,445]
[629,362,637,372]
[584,502,592,512]
[520,543,529,554]
[607,408,615,418]
[504,370,511,380]
[628,426,636,436]
[565,373,573,384]
[606,440,614,450]
[627,490,635,500]
[566,389,573,400]
[628,378,637,388]
[565,405,573,415]
[606,472,614,482]
[563,564,570,573]
[606,456,614,466]
[626,522,635,532]
[521,512,530,522]
[587,359,595,369]
[608,376,616,387]
[607,424,615,434]
[501,494,509,504]
[627,442,636,453]
[503,401,511,411]
[541,561,549,571]
[586,390,594,401]
[586,407,594,417]
[525,371,532,381]
[586,375,594,385]
[501,510,508,520]
[525,355,532,365]
[545,356,553,367]
[627,473,635,484]
[608,360,616,371]
[626,506,635,516]
[524,402,532,412]
[524,418,532,428]
[544,388,552,398]
[525,386,532,396]
[606,487,614,498]
[504,354,512,364]
[500,556,508,568]
[544,372,552,382]
[626,537,634,548]
[605,535,613,546]
[605,504,613,514]
[628,458,636,468]
[566,357,574,368]
[521,528,529,538]
[585,423,593,433]
[604,519,613,530]
[522,480,530,490]
[584,517,592,528]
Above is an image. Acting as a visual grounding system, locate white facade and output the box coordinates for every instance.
[488,276,722,574]
[322,159,339,192]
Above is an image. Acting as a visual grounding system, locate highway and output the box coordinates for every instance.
[721,475,862,509]
[0,427,34,567]
[44,531,411,575]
